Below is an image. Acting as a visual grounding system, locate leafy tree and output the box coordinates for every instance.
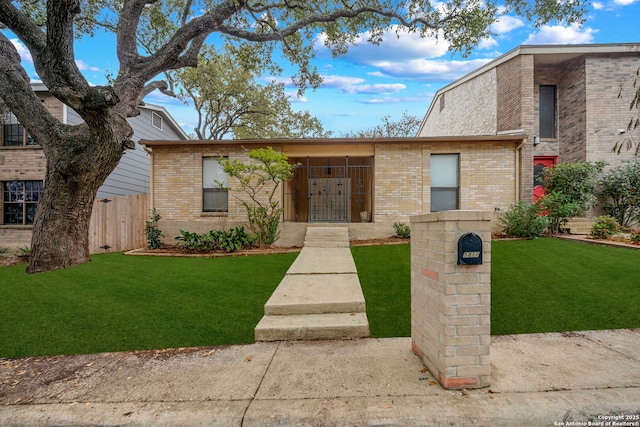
[343,111,421,138]
[538,161,605,234]
[176,46,329,139]
[0,0,587,273]
[599,159,640,228]
[219,147,295,246]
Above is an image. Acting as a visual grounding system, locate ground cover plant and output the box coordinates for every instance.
[0,252,297,358]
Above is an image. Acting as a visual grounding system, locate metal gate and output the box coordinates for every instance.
[308,166,350,222]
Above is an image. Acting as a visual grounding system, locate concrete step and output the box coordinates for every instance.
[254,312,370,341]
[564,218,595,235]
[264,274,366,315]
[287,248,357,275]
[304,227,350,247]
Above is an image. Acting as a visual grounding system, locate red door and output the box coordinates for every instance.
[533,156,557,202]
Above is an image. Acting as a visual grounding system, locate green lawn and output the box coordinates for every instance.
[353,238,640,337]
[0,252,297,358]
[1,238,638,358]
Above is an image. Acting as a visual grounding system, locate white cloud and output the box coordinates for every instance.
[286,91,308,103]
[358,95,430,105]
[478,37,499,50]
[368,58,494,82]
[525,23,597,44]
[491,15,525,33]
[75,59,102,72]
[10,38,32,64]
[613,0,638,5]
[342,83,407,95]
[592,1,605,9]
[317,26,450,63]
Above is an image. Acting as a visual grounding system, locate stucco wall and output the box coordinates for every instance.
[419,70,498,137]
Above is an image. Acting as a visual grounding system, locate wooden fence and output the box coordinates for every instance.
[89,193,150,254]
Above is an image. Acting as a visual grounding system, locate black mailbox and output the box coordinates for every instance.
[457,232,482,265]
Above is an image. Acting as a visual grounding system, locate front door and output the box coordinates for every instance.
[533,156,557,202]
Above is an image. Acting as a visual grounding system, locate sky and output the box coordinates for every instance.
[8,0,640,137]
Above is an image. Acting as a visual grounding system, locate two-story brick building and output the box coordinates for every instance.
[418,43,640,203]
[0,83,188,250]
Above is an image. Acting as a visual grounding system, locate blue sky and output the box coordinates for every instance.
[8,0,640,137]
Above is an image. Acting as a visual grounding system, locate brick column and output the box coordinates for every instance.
[410,211,492,389]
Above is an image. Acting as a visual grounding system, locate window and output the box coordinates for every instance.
[151,111,163,130]
[2,180,43,225]
[430,154,459,212]
[539,85,556,139]
[2,112,36,146]
[203,157,228,212]
[439,93,445,112]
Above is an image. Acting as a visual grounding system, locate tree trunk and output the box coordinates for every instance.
[27,115,129,274]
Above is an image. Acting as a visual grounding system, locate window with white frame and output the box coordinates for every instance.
[151,111,163,130]
[203,157,229,212]
[2,180,44,225]
[430,154,459,212]
[2,112,37,146]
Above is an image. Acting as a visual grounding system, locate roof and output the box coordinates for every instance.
[418,43,640,134]
[141,134,527,148]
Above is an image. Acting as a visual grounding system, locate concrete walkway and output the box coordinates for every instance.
[1,331,639,426]
[255,227,370,341]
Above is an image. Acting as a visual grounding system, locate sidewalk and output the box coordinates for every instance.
[1,329,640,426]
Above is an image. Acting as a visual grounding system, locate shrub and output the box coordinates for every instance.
[630,229,640,244]
[175,227,256,253]
[393,222,411,238]
[540,161,605,234]
[599,160,640,229]
[590,216,620,239]
[145,208,164,249]
[498,202,549,238]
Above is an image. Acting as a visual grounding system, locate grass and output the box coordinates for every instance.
[491,238,640,335]
[353,238,640,337]
[351,244,411,338]
[2,238,638,358]
[0,252,297,358]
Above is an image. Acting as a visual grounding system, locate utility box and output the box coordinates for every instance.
[457,232,482,265]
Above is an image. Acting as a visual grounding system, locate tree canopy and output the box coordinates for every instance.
[0,0,589,273]
[342,111,421,138]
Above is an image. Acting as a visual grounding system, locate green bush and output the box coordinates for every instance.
[599,160,640,229]
[145,208,164,249]
[498,202,549,238]
[540,161,604,234]
[590,216,620,239]
[393,222,411,238]
[175,227,256,253]
[630,229,640,244]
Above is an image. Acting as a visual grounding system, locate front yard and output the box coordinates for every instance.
[1,238,638,358]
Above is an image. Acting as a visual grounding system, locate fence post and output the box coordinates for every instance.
[410,210,492,389]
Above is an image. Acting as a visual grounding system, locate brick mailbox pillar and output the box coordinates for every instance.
[410,211,492,389]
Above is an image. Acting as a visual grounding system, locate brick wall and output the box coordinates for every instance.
[151,144,283,241]
[585,54,640,170]
[410,210,492,389]
[497,56,523,132]
[419,71,498,137]
[374,141,518,223]
[558,57,588,163]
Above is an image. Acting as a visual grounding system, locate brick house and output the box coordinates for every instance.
[418,43,640,204]
[143,135,525,246]
[0,83,188,250]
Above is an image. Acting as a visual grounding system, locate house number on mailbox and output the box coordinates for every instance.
[457,232,483,265]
